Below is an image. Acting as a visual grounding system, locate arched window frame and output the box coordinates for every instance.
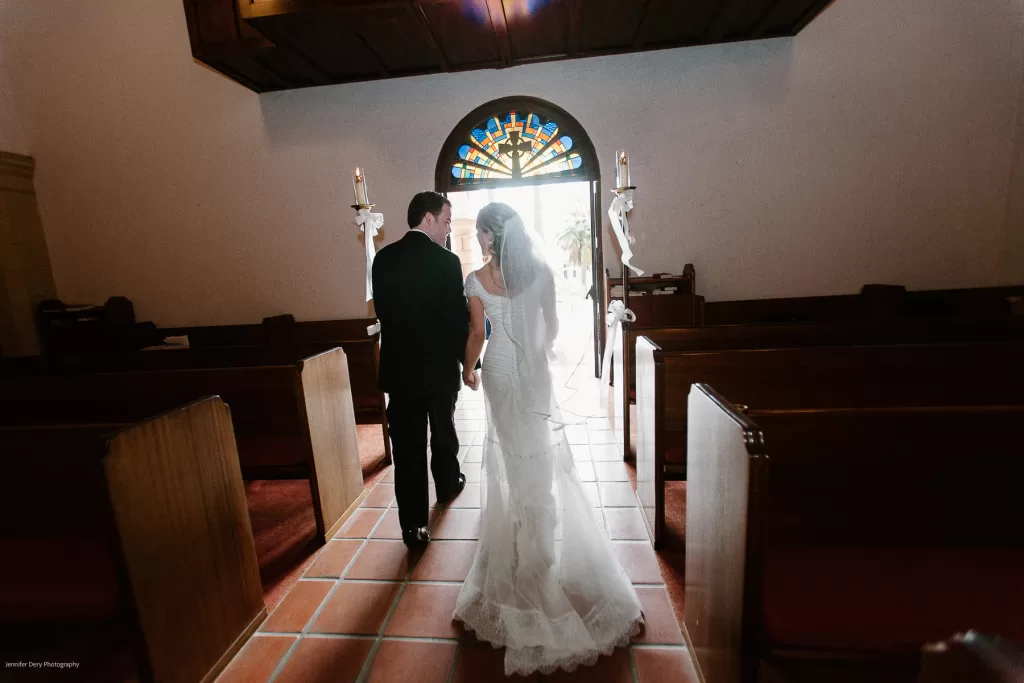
[435,96,600,192]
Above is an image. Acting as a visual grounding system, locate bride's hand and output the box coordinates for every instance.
[463,369,480,391]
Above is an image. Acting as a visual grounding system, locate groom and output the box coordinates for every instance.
[372,191,472,550]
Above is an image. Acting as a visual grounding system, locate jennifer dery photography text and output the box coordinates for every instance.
[6,661,81,670]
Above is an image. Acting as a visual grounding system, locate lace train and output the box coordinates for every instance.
[455,584,643,676]
[452,366,645,677]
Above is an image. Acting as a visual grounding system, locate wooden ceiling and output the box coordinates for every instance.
[184,0,834,93]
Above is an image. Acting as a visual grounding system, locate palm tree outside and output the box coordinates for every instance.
[556,209,592,292]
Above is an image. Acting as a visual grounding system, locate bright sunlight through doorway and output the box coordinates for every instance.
[448,181,595,376]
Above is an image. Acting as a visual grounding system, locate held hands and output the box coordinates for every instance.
[463,368,480,391]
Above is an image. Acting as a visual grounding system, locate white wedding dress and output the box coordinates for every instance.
[453,271,643,677]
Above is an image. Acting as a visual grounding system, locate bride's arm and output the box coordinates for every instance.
[464,295,486,385]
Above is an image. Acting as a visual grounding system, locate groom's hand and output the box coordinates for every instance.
[463,369,480,391]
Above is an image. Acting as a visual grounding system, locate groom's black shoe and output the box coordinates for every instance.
[437,473,467,505]
[402,527,430,551]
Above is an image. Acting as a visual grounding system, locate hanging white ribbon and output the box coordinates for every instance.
[356,208,384,302]
[601,299,636,384]
[367,321,381,336]
[608,190,644,277]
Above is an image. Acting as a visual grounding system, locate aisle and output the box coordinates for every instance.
[217,376,698,683]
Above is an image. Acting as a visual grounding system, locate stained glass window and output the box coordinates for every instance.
[450,110,586,187]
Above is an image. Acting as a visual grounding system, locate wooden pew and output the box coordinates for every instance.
[616,316,1024,459]
[0,397,265,683]
[702,284,1024,325]
[683,384,1024,683]
[634,339,1024,547]
[161,314,375,348]
[919,632,1024,683]
[0,347,365,543]
[157,315,391,464]
[609,298,702,462]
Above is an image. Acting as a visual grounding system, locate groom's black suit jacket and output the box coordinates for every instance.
[372,230,469,396]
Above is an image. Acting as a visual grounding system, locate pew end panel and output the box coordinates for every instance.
[634,337,662,548]
[103,396,266,683]
[635,335,692,547]
[617,304,705,459]
[610,322,627,457]
[296,347,368,542]
[684,383,768,683]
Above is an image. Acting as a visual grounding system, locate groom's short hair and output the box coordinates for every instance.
[407,191,452,228]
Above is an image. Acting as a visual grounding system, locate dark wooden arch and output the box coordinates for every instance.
[436,96,607,378]
[434,95,600,192]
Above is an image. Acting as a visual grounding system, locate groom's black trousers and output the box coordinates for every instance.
[386,391,462,531]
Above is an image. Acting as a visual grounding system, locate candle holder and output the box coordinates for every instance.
[614,149,635,193]
[352,167,371,207]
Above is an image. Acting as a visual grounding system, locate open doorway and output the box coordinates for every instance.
[448,182,594,373]
[435,97,605,378]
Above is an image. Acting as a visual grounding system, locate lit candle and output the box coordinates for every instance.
[352,167,370,206]
[615,149,630,189]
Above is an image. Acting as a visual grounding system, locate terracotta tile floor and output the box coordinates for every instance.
[218,385,698,683]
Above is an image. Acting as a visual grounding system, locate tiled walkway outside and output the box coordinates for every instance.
[219,379,698,683]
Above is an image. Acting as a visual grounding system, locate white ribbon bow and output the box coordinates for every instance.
[601,299,636,384]
[356,208,384,303]
[608,190,644,277]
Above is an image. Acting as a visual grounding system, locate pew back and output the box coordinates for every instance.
[750,406,1024,546]
[652,339,1022,458]
[619,316,1024,455]
[0,362,304,438]
[0,347,366,542]
[635,339,1024,547]
[162,316,376,348]
[157,317,385,424]
[30,329,392,464]
[7,337,384,422]
[702,285,1024,325]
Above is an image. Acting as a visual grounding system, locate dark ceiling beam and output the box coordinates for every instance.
[485,0,512,66]
[344,13,393,78]
[631,0,654,49]
[704,0,748,42]
[751,0,785,38]
[567,0,581,56]
[251,54,306,89]
[272,36,338,84]
[411,3,451,71]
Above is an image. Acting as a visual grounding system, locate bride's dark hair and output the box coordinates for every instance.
[476,202,545,297]
[476,202,516,262]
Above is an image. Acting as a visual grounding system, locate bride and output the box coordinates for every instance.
[453,202,643,676]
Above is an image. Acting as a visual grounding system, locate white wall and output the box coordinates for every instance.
[1,0,1022,326]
